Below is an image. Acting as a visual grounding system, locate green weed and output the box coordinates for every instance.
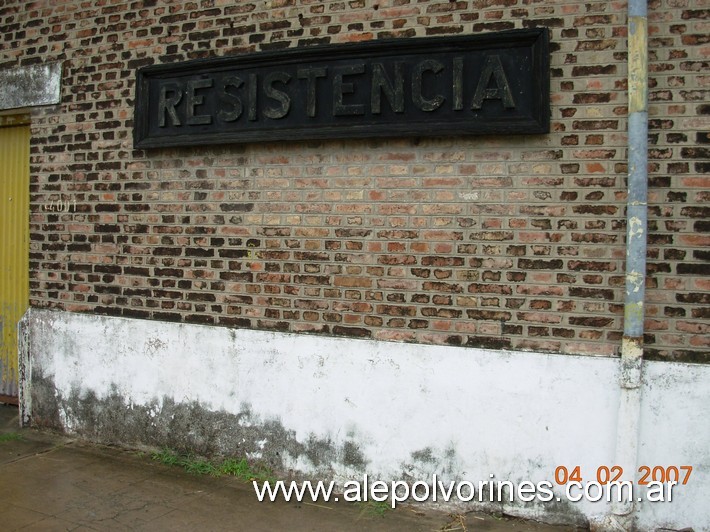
[219,457,275,483]
[151,449,217,475]
[182,456,218,476]
[0,432,23,442]
[218,457,253,479]
[150,448,274,482]
[151,448,182,467]
[357,500,390,518]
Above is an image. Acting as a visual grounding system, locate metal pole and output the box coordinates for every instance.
[611,0,648,526]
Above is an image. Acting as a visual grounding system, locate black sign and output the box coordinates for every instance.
[134,29,549,148]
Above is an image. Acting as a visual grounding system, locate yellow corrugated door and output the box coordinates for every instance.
[0,121,30,402]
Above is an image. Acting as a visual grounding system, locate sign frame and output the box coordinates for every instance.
[134,28,550,148]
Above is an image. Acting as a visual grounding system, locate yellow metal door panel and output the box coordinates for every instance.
[0,123,30,401]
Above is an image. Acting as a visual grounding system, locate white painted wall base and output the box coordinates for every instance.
[19,309,710,530]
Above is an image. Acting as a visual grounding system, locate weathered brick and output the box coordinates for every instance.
[4,0,703,361]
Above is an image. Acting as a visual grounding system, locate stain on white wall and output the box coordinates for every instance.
[19,309,710,530]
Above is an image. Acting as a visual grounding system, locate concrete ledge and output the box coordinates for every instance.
[18,309,710,530]
[0,62,62,111]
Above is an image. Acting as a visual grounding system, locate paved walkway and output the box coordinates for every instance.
[0,404,574,531]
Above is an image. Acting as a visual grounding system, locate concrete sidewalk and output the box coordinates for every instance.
[0,404,575,531]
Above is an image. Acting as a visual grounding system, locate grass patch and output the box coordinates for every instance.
[0,432,23,442]
[357,500,390,518]
[150,448,274,482]
[183,456,219,476]
[151,448,183,467]
[151,448,217,475]
[219,457,275,483]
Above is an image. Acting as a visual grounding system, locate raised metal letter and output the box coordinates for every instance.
[412,59,445,112]
[263,71,291,120]
[297,67,327,118]
[158,82,183,127]
[186,77,213,125]
[333,64,365,116]
[218,76,244,122]
[371,62,404,114]
[471,55,515,110]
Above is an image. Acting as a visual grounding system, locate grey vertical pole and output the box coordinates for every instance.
[612,0,648,526]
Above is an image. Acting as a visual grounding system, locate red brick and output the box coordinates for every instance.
[9,0,704,361]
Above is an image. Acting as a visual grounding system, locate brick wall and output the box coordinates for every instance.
[1,0,707,361]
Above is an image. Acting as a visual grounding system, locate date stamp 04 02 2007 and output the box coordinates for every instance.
[554,465,693,486]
